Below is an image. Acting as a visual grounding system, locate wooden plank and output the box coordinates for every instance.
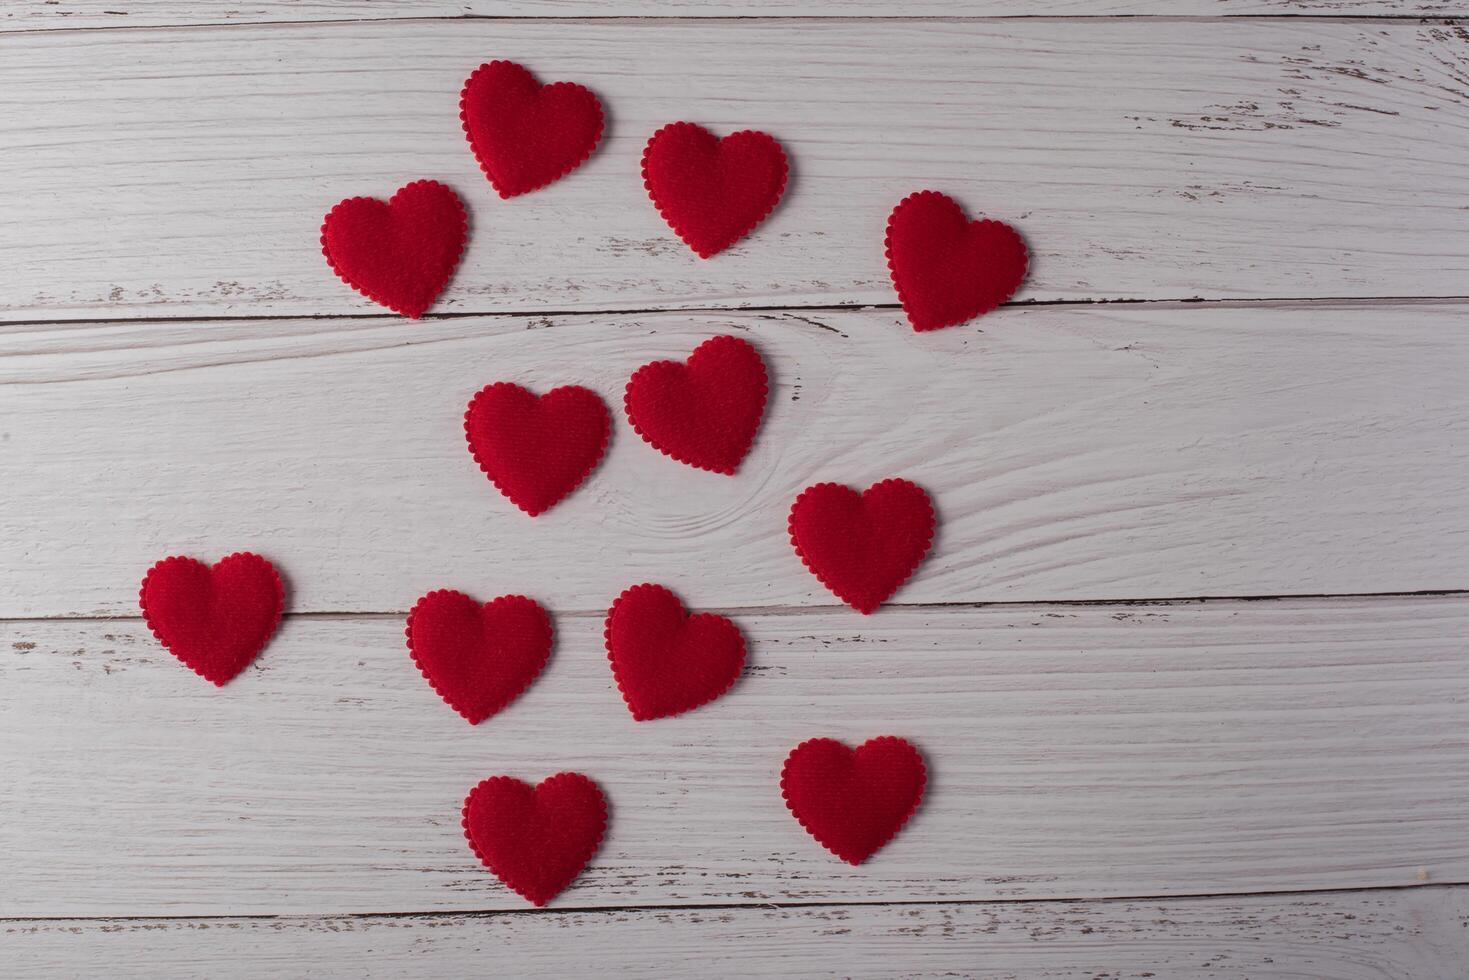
[3,19,1468,319]
[2,595,1467,916]
[5,888,1468,979]
[3,304,1467,617]
[5,1,1466,34]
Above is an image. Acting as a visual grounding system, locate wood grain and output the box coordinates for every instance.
[3,595,1466,916]
[6,1,1466,33]
[4,19,1468,320]
[4,4,1464,973]
[3,304,1466,617]
[6,888,1468,979]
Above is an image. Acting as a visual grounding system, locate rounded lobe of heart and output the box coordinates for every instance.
[405,590,552,725]
[641,121,789,258]
[780,736,926,865]
[604,583,747,721]
[789,478,935,614]
[460,60,605,199]
[623,335,768,475]
[464,382,611,517]
[462,772,608,907]
[320,179,468,319]
[885,190,1028,332]
[138,552,285,686]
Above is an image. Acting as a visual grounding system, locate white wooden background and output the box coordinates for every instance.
[2,2,1468,977]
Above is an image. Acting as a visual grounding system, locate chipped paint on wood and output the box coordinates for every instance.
[2,596,1467,915]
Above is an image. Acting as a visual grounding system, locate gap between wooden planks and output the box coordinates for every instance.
[2,17,1468,318]
[3,594,1467,917]
[3,887,1467,979]
[5,1,1468,34]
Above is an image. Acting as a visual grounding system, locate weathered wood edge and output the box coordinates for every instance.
[3,886,1466,980]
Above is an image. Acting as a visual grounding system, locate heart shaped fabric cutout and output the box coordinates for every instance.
[781,736,926,865]
[624,335,768,475]
[604,583,746,721]
[320,179,468,319]
[464,382,611,516]
[789,478,935,613]
[405,590,552,724]
[642,122,789,258]
[139,552,284,686]
[885,190,1028,331]
[462,772,607,907]
[460,60,604,199]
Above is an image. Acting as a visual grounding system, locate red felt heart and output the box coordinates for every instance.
[642,122,789,258]
[604,583,746,721]
[460,60,604,199]
[885,190,1028,331]
[464,382,611,516]
[781,736,926,865]
[624,335,768,475]
[462,772,607,907]
[405,590,552,725]
[139,552,284,686]
[789,479,935,613]
[320,179,467,319]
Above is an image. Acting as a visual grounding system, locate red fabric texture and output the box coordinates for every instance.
[138,553,284,686]
[464,382,611,516]
[623,335,768,475]
[405,590,552,725]
[641,122,788,258]
[320,179,468,318]
[462,772,607,907]
[604,583,746,722]
[780,736,926,865]
[460,60,604,199]
[885,190,1028,331]
[789,478,935,613]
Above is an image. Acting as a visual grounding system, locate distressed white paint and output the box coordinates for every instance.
[3,304,1466,618]
[3,19,1469,320]
[4,1,1464,32]
[2,596,1467,916]
[6,888,1469,980]
[3,7,1466,974]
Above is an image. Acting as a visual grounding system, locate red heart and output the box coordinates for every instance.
[139,552,284,686]
[460,60,604,199]
[789,479,935,614]
[464,382,611,516]
[604,583,746,721]
[642,122,788,258]
[405,590,552,725]
[624,336,768,475]
[320,179,467,319]
[462,772,607,907]
[781,736,926,865]
[885,190,1028,331]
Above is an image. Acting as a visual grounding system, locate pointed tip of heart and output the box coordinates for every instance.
[460,60,606,199]
[604,583,747,722]
[787,479,935,613]
[406,590,553,725]
[885,189,1029,332]
[641,122,789,259]
[780,735,927,865]
[139,552,285,687]
[319,179,468,319]
[404,589,483,725]
[463,382,612,517]
[621,335,768,476]
[462,771,608,906]
[603,582,673,722]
